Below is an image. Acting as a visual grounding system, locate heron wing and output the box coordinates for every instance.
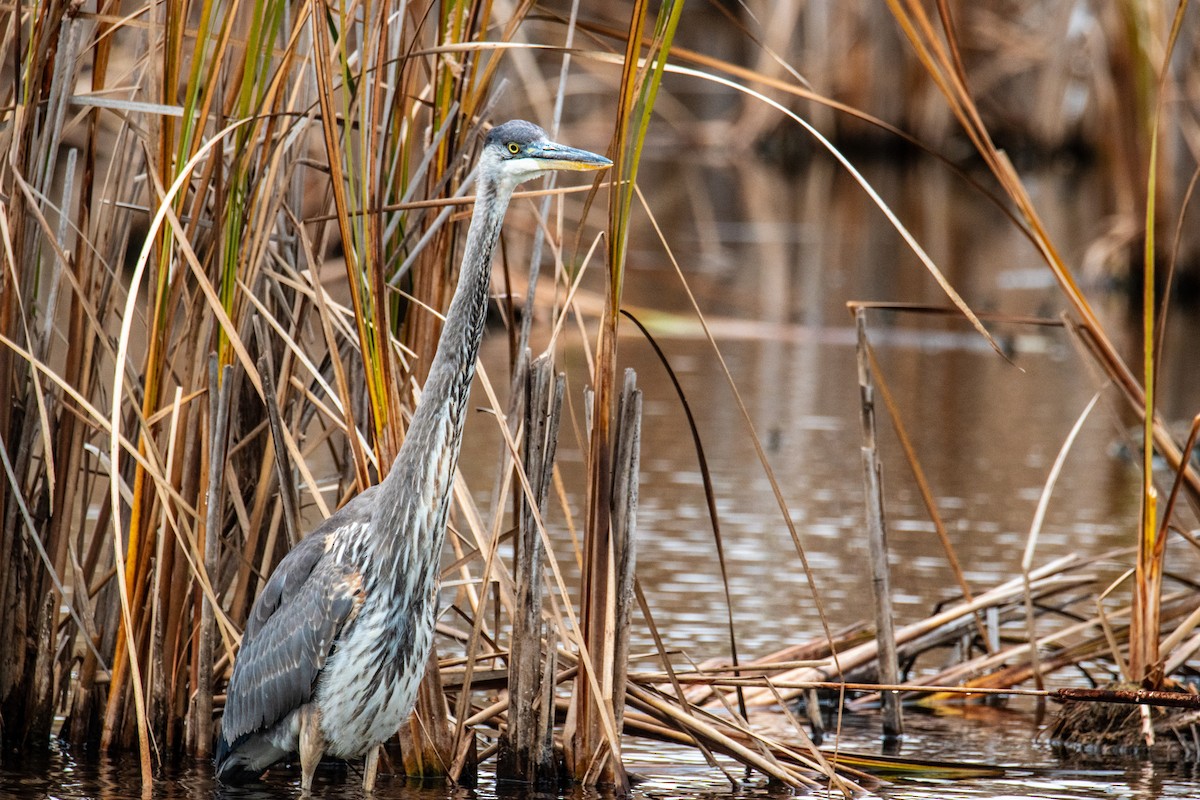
[220,488,379,744]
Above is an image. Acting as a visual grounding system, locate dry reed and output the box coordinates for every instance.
[4,0,1200,792]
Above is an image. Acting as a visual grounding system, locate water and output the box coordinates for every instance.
[463,153,1194,665]
[8,154,1199,796]
[466,154,1198,796]
[5,712,1200,798]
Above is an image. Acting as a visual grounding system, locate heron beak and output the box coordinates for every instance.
[530,142,613,172]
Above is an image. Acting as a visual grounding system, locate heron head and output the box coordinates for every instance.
[484,120,612,189]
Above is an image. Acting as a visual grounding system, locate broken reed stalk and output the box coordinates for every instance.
[846,303,988,649]
[854,310,902,738]
[624,683,864,793]
[1054,687,1200,710]
[566,370,642,790]
[884,588,1193,704]
[609,370,642,754]
[192,356,233,758]
[498,353,566,785]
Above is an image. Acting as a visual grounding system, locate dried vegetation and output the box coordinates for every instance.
[2,0,1200,795]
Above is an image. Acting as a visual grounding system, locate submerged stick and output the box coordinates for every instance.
[854,310,902,738]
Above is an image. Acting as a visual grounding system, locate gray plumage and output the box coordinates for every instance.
[215,120,610,793]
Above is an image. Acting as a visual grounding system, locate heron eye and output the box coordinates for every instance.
[506,142,520,155]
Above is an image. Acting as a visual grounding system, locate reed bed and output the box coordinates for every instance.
[4,0,854,791]
[0,0,665,783]
[2,0,1200,794]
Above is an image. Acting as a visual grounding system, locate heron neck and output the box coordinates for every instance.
[375,173,513,566]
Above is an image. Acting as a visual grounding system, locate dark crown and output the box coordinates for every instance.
[485,120,546,148]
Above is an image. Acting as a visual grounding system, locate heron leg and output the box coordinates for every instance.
[298,706,326,795]
[363,744,381,793]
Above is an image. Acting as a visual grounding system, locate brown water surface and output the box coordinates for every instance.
[463,152,1197,668]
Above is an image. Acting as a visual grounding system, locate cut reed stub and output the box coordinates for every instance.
[565,369,642,791]
[498,353,565,786]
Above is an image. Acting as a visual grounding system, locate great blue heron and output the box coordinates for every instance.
[215,120,611,793]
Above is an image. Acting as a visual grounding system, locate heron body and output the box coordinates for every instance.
[215,120,610,792]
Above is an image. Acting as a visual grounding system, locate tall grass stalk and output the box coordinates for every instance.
[1129,0,1189,687]
[567,0,682,786]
